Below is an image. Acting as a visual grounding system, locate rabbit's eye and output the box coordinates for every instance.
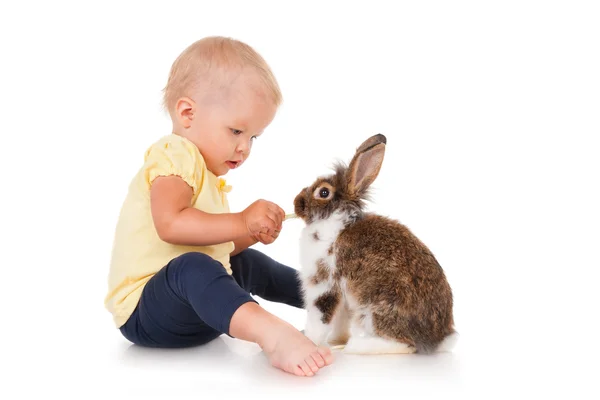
[313,184,333,200]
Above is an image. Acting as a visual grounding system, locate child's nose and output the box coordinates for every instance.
[236,144,247,154]
[236,140,251,154]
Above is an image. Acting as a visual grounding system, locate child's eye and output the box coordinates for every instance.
[231,128,243,135]
[251,135,258,140]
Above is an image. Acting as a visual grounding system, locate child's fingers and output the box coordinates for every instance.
[267,202,285,221]
[257,232,276,245]
[265,211,282,231]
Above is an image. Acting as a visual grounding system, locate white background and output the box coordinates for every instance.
[1,0,599,398]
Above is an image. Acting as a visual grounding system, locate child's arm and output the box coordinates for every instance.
[231,235,259,256]
[150,175,283,246]
[231,222,285,255]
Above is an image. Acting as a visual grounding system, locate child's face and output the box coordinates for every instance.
[184,81,277,177]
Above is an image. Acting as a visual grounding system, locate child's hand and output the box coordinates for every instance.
[241,200,285,244]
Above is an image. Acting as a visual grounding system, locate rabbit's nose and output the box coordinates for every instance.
[298,197,306,210]
[294,194,307,215]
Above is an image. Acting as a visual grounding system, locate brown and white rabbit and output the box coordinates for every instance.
[293,134,457,355]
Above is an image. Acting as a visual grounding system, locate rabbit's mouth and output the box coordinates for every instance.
[293,192,309,221]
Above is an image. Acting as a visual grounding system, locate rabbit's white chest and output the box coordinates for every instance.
[298,211,347,286]
[298,211,352,346]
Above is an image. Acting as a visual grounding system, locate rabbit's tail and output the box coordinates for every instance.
[415,330,459,354]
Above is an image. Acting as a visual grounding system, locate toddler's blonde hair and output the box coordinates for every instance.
[162,36,282,118]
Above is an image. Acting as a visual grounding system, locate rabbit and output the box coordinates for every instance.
[292,133,457,355]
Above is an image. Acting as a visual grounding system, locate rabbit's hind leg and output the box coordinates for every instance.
[343,335,416,354]
[327,300,351,347]
[343,310,416,355]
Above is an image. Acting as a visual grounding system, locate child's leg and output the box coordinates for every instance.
[228,301,333,377]
[119,251,334,377]
[228,250,337,375]
[230,248,304,308]
[119,252,257,348]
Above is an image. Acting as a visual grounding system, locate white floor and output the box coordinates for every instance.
[98,301,466,398]
[13,295,593,400]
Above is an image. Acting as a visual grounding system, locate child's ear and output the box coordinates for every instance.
[175,97,196,128]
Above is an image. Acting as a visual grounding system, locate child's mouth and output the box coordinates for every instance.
[226,161,239,169]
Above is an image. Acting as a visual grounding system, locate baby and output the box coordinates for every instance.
[104,36,333,377]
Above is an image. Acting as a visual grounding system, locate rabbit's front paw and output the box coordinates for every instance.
[304,309,330,346]
[304,324,329,346]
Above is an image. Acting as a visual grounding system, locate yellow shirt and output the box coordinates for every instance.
[104,134,235,328]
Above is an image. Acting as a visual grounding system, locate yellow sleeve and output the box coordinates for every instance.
[142,136,204,194]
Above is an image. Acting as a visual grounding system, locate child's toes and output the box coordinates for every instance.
[298,361,314,377]
[317,346,334,365]
[291,364,306,377]
[305,355,319,373]
[311,352,326,368]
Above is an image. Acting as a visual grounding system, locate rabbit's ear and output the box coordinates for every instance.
[347,134,386,196]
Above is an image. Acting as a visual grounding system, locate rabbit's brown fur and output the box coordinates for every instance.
[294,134,456,354]
[336,214,454,353]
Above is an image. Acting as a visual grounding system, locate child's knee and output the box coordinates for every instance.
[169,252,226,277]
[177,251,216,264]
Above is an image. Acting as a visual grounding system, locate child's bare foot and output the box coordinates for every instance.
[229,302,334,377]
[259,323,334,377]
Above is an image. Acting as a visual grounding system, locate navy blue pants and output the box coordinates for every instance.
[119,249,304,348]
